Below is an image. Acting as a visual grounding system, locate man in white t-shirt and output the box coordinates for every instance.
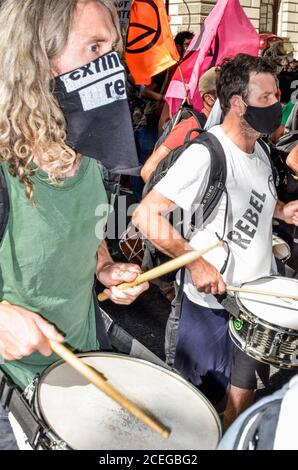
[132,54,298,425]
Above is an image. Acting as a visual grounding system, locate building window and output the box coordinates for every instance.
[259,0,279,34]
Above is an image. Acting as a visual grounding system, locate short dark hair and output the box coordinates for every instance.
[174,31,194,48]
[216,53,276,116]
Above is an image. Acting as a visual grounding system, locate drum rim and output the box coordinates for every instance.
[35,352,222,449]
[228,324,283,367]
[230,309,298,336]
[228,321,298,369]
[234,275,298,333]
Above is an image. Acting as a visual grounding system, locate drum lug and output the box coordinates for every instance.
[246,322,256,348]
[47,434,69,450]
[290,349,298,366]
[36,430,69,450]
[23,377,39,405]
[268,332,284,357]
[245,312,255,324]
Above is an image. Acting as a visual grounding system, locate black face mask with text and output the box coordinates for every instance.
[54,51,140,175]
[242,99,282,135]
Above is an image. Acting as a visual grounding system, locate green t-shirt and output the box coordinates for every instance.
[282,101,295,126]
[0,157,108,390]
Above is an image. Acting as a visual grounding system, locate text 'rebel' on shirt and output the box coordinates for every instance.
[155,125,277,309]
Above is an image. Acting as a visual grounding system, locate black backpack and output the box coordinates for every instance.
[138,131,228,281]
[123,133,273,282]
[154,104,207,150]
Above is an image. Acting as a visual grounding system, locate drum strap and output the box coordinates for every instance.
[217,295,241,318]
[93,287,113,351]
[0,368,44,448]
[174,268,185,320]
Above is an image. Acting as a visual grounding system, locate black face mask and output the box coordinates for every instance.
[242,100,282,135]
[54,51,140,175]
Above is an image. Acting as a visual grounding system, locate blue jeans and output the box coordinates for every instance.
[0,406,18,450]
[130,125,158,202]
[174,295,234,405]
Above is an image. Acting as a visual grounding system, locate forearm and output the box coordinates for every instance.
[96,240,114,277]
[274,199,285,220]
[158,102,170,135]
[132,207,191,259]
[132,189,226,293]
[133,202,223,291]
[95,241,149,304]
[141,145,170,182]
[133,190,217,276]
[141,87,164,102]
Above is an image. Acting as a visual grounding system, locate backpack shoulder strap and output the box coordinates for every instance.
[143,133,197,198]
[187,108,207,129]
[190,132,227,229]
[184,127,205,145]
[0,165,9,244]
[257,138,279,186]
[257,137,270,158]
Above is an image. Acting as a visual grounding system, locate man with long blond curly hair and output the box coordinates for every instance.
[0,0,149,449]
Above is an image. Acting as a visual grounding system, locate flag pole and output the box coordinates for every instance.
[165,0,169,14]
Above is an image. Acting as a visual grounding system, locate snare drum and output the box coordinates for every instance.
[27,353,220,450]
[229,276,298,369]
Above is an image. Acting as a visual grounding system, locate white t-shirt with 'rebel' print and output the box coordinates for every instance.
[154,125,277,309]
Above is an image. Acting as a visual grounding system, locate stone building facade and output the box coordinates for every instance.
[169,0,298,58]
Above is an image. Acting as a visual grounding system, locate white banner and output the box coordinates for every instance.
[116,0,132,31]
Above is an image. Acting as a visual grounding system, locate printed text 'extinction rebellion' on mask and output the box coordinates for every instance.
[54,51,140,175]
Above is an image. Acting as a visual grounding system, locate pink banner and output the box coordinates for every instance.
[166,0,259,114]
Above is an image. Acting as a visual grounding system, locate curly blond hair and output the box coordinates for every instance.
[0,0,122,200]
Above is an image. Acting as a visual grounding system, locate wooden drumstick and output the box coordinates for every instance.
[1,301,170,439]
[227,286,298,302]
[98,240,224,302]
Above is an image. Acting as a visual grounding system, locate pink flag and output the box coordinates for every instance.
[166,0,259,115]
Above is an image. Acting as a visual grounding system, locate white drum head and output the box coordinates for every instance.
[37,353,220,450]
[237,277,298,329]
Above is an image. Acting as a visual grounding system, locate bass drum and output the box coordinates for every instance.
[34,353,221,450]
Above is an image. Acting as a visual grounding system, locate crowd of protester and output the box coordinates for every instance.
[0,0,298,451]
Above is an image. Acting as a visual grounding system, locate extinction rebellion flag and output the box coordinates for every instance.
[125,0,179,85]
[165,0,260,114]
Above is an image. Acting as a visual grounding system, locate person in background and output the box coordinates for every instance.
[127,71,167,202]
[141,67,218,183]
[174,31,194,58]
[133,54,298,416]
[157,31,195,134]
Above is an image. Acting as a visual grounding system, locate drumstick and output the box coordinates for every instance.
[98,240,224,302]
[227,286,298,301]
[1,301,170,439]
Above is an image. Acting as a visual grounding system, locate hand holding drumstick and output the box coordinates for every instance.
[0,301,170,439]
[98,240,225,301]
[0,302,63,361]
[97,239,298,303]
